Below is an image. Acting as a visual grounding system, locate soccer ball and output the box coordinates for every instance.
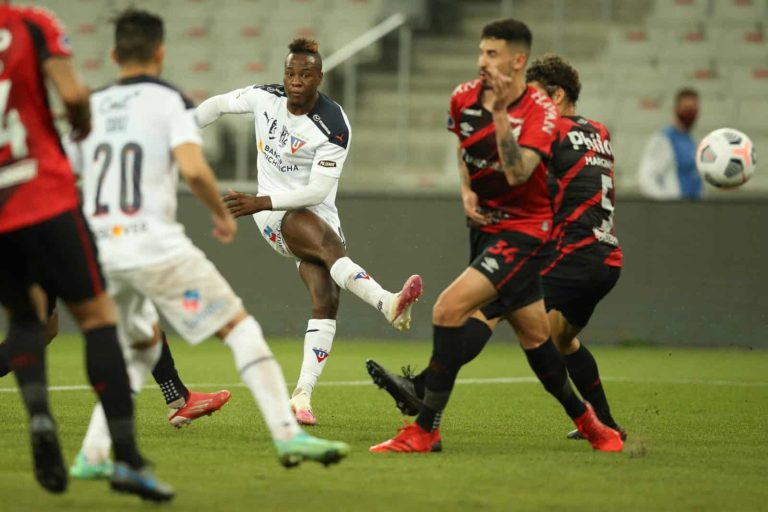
[696,128,757,188]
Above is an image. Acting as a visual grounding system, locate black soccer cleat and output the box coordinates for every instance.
[567,424,628,442]
[30,414,67,494]
[365,359,423,416]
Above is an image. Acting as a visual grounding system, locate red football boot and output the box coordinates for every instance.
[168,390,231,428]
[573,402,624,452]
[369,421,442,453]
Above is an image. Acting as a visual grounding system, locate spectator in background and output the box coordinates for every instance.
[637,88,702,200]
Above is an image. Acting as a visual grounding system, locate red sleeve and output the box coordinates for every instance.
[447,88,461,137]
[20,6,73,60]
[518,93,558,160]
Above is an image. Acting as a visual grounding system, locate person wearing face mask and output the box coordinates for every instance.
[637,87,702,200]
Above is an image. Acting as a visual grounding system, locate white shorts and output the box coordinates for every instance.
[253,209,345,260]
[106,247,243,345]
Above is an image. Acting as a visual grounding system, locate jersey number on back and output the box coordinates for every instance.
[93,142,143,215]
[0,79,29,166]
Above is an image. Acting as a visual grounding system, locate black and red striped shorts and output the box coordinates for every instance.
[470,228,550,318]
[0,208,106,314]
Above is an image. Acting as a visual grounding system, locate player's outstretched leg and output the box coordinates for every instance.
[281,210,423,331]
[221,313,349,467]
[330,258,423,331]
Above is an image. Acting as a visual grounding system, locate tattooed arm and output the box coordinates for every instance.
[489,71,542,186]
[492,105,541,186]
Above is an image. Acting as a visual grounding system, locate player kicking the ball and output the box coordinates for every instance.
[196,39,423,426]
[368,20,623,454]
[70,9,348,476]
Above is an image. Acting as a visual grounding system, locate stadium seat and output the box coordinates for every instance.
[666,66,727,99]
[711,0,768,25]
[603,27,660,65]
[726,66,768,98]
[657,28,714,68]
[733,98,768,134]
[716,27,768,65]
[577,95,618,129]
[693,97,736,135]
[612,65,667,96]
[649,0,709,25]
[614,96,668,133]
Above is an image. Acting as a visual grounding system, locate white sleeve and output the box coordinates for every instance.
[310,138,348,179]
[269,172,338,210]
[637,132,679,200]
[169,96,202,149]
[195,86,260,127]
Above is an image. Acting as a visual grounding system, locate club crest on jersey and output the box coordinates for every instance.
[312,348,329,363]
[290,135,307,154]
[354,271,370,280]
[182,289,201,311]
[263,226,277,243]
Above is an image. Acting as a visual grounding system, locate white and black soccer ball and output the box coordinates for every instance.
[696,128,757,188]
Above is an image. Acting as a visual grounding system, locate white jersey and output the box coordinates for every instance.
[79,75,201,271]
[223,84,350,220]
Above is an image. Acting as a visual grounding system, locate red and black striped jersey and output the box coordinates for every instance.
[0,5,78,233]
[448,80,558,240]
[546,115,622,269]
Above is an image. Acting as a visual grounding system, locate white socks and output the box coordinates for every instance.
[295,319,336,396]
[329,256,390,312]
[80,342,162,461]
[224,316,300,442]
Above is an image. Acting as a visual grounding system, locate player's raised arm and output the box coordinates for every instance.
[195,87,257,127]
[489,71,541,186]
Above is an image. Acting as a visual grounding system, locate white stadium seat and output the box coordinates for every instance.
[711,0,768,25]
[726,66,768,98]
[733,98,768,134]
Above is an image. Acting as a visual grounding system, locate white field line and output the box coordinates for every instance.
[0,376,767,393]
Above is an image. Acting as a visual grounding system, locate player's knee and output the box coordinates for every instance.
[432,299,467,327]
[516,323,550,349]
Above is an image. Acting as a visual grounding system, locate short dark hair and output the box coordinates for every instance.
[526,53,581,104]
[113,9,164,65]
[286,38,322,68]
[481,18,532,50]
[675,87,699,104]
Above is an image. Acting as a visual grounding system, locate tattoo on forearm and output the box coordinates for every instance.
[500,132,521,165]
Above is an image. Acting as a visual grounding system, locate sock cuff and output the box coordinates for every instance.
[464,317,493,337]
[307,318,336,332]
[524,337,557,355]
[329,256,356,290]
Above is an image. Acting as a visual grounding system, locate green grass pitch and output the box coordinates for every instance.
[0,335,766,512]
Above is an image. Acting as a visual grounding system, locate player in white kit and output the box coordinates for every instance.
[196,39,424,426]
[70,9,348,477]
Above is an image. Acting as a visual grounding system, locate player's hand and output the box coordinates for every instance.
[223,189,270,218]
[488,69,516,112]
[212,212,236,243]
[462,189,491,225]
